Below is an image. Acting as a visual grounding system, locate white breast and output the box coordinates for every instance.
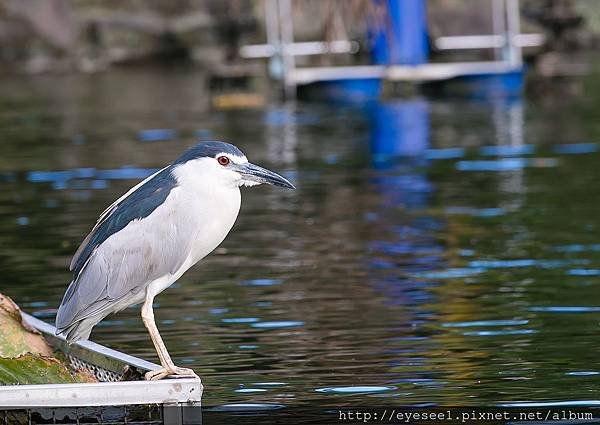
[172,159,242,269]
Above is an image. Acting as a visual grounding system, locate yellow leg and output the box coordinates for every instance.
[141,289,197,380]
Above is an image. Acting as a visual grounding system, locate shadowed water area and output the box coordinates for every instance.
[2,67,600,413]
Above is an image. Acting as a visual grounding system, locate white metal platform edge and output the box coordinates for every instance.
[291,61,522,85]
[0,313,202,408]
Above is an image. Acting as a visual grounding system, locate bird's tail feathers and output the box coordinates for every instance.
[56,319,93,344]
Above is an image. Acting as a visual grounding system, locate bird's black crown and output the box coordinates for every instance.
[175,141,245,165]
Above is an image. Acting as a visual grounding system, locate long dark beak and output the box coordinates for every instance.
[236,162,295,189]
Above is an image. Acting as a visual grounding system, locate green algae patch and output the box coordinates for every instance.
[0,293,98,385]
[0,354,96,385]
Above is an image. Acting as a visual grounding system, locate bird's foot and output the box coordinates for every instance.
[145,366,198,381]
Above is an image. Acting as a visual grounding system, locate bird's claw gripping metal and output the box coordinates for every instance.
[145,366,199,381]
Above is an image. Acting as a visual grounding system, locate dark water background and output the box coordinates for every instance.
[2,68,600,411]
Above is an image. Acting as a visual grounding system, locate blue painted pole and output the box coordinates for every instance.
[370,0,428,65]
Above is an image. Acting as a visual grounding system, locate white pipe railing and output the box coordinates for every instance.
[240,40,359,58]
[434,34,545,51]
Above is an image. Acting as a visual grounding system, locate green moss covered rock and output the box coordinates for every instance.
[0,293,97,385]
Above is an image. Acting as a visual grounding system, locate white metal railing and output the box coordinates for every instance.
[240,40,359,58]
[246,0,535,97]
[434,34,545,50]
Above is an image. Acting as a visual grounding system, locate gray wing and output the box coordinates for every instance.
[56,184,195,333]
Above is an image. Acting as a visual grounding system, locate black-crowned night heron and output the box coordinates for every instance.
[55,141,294,380]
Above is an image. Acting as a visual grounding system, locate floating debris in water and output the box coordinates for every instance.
[239,345,258,349]
[566,371,600,376]
[138,129,177,142]
[552,142,598,154]
[235,388,267,393]
[209,308,229,315]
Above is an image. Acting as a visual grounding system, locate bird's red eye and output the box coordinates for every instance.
[217,156,230,166]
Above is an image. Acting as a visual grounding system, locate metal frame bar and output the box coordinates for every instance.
[0,314,203,408]
[24,313,158,374]
[434,34,544,51]
[240,40,359,58]
[0,379,202,408]
[277,0,296,98]
[505,0,523,67]
[252,0,529,96]
[292,61,521,85]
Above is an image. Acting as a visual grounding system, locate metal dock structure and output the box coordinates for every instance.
[0,314,202,424]
[241,0,545,100]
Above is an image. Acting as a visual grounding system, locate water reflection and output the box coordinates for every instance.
[2,69,600,410]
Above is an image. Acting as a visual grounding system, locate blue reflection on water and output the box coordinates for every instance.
[242,279,282,286]
[528,306,600,313]
[412,268,486,279]
[222,317,260,324]
[442,320,529,328]
[444,207,506,217]
[27,167,158,190]
[138,128,177,142]
[457,158,527,171]
[463,329,538,336]
[264,108,320,126]
[369,99,429,164]
[425,147,465,159]
[210,403,285,411]
[552,142,598,154]
[469,259,570,269]
[555,244,600,252]
[315,386,395,393]
[502,401,600,407]
[251,321,304,328]
[567,269,600,276]
[479,144,535,156]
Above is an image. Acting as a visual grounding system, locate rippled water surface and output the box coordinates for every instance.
[3,68,600,410]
